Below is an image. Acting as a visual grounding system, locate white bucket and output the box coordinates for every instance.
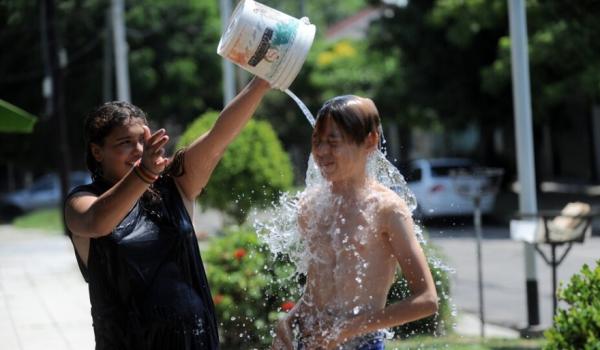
[217,0,316,90]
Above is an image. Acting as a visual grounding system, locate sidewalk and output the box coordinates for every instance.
[0,226,94,350]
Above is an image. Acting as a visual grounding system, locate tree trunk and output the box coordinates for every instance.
[41,0,71,234]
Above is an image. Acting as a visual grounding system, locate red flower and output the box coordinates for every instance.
[234,248,246,261]
[213,294,224,305]
[281,301,295,312]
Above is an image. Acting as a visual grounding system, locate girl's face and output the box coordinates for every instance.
[90,121,145,183]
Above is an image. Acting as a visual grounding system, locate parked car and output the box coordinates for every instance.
[402,158,499,219]
[0,171,91,220]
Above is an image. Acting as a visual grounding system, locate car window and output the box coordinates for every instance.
[431,165,473,177]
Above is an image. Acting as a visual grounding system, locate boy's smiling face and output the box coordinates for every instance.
[311,118,370,182]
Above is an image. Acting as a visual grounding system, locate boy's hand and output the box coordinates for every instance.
[141,126,170,175]
[271,318,294,350]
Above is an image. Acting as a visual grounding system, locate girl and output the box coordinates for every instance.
[64,78,270,349]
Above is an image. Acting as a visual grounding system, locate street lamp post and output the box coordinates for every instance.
[507,0,540,328]
[453,168,504,338]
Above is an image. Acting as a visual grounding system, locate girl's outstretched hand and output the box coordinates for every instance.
[141,126,170,175]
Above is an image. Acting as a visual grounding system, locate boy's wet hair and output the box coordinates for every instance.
[313,95,381,145]
[84,101,148,180]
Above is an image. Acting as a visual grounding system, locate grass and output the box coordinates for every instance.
[12,207,64,233]
[386,335,545,350]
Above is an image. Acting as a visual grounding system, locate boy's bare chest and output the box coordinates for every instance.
[308,206,381,250]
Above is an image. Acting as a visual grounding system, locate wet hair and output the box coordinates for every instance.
[84,101,148,181]
[313,95,381,145]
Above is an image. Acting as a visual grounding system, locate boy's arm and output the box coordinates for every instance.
[174,77,270,201]
[272,302,302,350]
[333,199,438,344]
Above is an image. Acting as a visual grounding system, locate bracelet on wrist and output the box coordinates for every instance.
[138,164,159,182]
[140,162,160,177]
[133,165,157,184]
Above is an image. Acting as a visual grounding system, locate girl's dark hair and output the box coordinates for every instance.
[84,101,148,181]
[313,95,381,145]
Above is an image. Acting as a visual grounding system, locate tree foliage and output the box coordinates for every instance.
[0,0,223,173]
[364,0,600,167]
[177,111,294,224]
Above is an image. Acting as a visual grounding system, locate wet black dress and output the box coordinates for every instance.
[65,176,219,349]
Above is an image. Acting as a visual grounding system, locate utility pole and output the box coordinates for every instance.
[507,0,540,328]
[41,0,71,235]
[219,0,236,105]
[111,0,131,102]
[103,8,114,102]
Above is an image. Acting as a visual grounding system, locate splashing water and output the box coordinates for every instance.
[254,93,456,343]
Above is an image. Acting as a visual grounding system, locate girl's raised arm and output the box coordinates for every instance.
[175,77,270,201]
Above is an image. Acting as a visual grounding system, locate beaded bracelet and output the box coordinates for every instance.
[133,164,158,184]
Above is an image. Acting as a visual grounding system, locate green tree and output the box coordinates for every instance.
[177,111,294,224]
[365,0,600,178]
[368,0,508,160]
[0,0,223,176]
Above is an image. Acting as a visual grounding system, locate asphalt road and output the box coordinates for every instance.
[425,220,600,331]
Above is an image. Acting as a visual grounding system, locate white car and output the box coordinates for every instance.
[0,171,91,220]
[403,158,499,219]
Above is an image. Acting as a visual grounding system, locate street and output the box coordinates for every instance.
[427,222,600,331]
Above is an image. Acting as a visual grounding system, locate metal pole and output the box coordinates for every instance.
[111,0,131,102]
[474,196,485,338]
[507,0,540,327]
[219,0,236,105]
[551,244,557,315]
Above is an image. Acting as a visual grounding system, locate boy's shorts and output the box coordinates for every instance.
[298,331,384,350]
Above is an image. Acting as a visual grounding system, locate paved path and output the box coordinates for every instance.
[427,223,600,332]
[0,226,93,350]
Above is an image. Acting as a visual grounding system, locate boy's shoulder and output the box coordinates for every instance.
[368,181,412,218]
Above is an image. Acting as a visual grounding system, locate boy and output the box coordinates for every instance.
[273,96,438,350]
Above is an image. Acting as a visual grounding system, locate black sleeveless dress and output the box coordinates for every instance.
[65,176,219,349]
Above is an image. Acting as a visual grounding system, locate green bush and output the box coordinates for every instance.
[203,227,300,349]
[177,111,294,223]
[387,243,454,338]
[544,260,600,350]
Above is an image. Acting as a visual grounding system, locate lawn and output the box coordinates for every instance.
[387,335,544,349]
[12,207,63,233]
